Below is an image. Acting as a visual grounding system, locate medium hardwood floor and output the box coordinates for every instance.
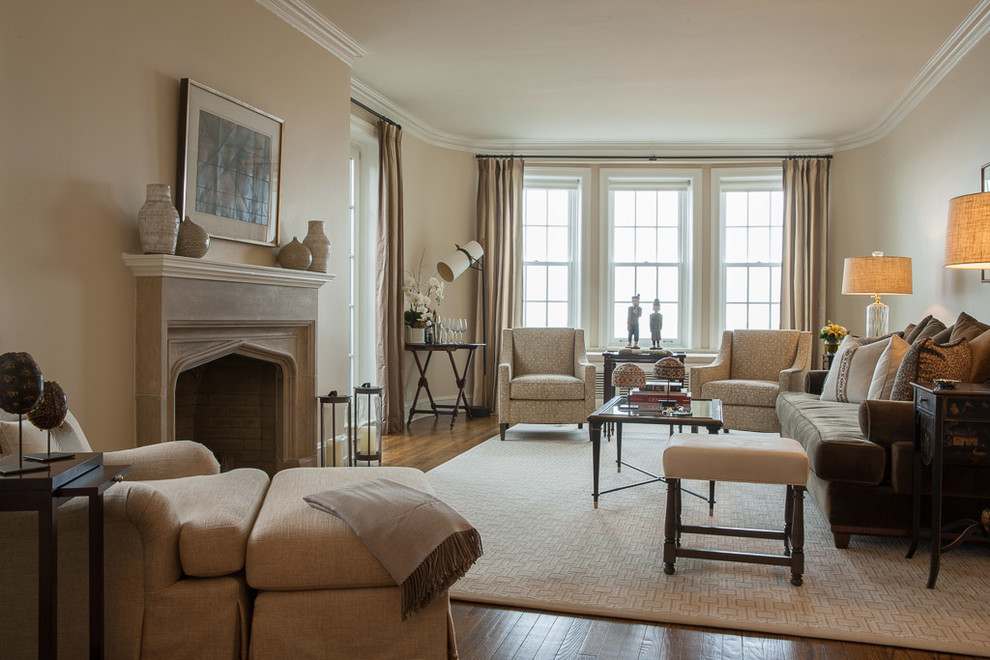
[382,415,975,660]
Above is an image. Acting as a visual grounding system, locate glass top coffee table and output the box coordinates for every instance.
[588,395,723,509]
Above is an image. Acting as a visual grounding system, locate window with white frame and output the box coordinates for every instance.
[349,118,379,389]
[716,171,783,331]
[604,174,695,345]
[522,176,581,327]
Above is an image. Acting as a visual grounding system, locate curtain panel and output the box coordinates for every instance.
[376,121,405,434]
[472,157,524,410]
[781,157,831,364]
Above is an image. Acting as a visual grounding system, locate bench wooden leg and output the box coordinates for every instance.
[499,423,508,441]
[663,478,679,574]
[790,486,805,586]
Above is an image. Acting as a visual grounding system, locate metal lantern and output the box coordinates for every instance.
[352,383,383,466]
[317,390,352,467]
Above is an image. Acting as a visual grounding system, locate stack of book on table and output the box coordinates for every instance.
[627,381,691,411]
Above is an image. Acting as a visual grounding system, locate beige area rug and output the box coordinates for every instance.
[427,424,990,656]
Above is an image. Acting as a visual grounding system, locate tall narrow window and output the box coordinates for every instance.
[717,171,783,331]
[349,118,379,388]
[522,177,580,327]
[348,148,358,389]
[604,174,695,345]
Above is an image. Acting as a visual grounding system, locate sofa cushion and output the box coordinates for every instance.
[702,379,779,407]
[949,312,990,343]
[911,318,947,344]
[890,338,973,401]
[820,336,887,404]
[149,468,270,577]
[867,335,911,400]
[0,409,90,456]
[970,329,990,383]
[776,392,886,486]
[509,373,585,400]
[904,315,933,343]
[247,466,433,591]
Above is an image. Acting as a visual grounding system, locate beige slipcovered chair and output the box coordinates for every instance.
[690,329,812,433]
[497,327,596,440]
[0,411,268,659]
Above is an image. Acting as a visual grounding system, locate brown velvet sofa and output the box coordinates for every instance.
[777,370,990,549]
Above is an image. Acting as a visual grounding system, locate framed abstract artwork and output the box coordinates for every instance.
[177,79,283,247]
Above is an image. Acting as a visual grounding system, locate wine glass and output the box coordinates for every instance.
[439,317,448,344]
[459,318,467,343]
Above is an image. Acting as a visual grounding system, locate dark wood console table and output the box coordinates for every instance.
[405,343,483,429]
[907,382,990,588]
[0,452,131,659]
[602,350,687,401]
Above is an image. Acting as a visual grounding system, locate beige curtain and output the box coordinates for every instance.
[471,157,524,411]
[781,157,831,364]
[375,121,405,433]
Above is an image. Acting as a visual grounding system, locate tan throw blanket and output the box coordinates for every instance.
[304,477,483,619]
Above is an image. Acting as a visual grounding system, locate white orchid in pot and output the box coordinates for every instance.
[403,264,445,335]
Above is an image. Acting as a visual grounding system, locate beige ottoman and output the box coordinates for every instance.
[246,467,454,659]
[661,434,810,586]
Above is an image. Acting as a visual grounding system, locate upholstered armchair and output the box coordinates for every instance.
[0,412,268,659]
[497,327,596,440]
[690,329,812,432]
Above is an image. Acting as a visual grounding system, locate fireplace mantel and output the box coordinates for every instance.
[123,253,335,287]
[124,253,332,470]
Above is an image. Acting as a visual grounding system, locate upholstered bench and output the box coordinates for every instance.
[245,467,454,659]
[661,434,810,586]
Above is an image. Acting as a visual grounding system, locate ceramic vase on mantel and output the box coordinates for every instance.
[277,237,312,270]
[138,184,180,255]
[175,216,210,258]
[302,220,331,273]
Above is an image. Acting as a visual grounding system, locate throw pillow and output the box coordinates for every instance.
[969,328,990,383]
[820,335,889,404]
[949,311,990,343]
[889,338,973,401]
[930,325,954,344]
[902,322,917,338]
[911,318,947,344]
[904,315,933,344]
[867,335,911,400]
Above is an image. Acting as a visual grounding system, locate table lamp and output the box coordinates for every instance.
[944,192,990,280]
[841,251,913,337]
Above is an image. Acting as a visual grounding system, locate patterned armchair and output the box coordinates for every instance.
[497,327,596,440]
[690,329,812,432]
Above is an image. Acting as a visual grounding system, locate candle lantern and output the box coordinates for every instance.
[352,383,383,465]
[317,390,352,467]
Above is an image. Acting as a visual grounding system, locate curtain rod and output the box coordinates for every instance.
[350,99,402,130]
[475,154,832,160]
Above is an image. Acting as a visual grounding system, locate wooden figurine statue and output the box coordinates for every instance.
[626,294,642,347]
[650,298,663,348]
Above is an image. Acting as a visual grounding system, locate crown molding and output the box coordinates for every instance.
[257,0,366,66]
[833,0,990,151]
[318,0,988,155]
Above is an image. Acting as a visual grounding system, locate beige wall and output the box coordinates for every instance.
[831,35,990,335]
[1,0,352,450]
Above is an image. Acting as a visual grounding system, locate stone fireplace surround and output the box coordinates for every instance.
[124,254,333,471]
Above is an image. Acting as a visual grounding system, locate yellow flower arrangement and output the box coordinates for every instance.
[819,321,848,343]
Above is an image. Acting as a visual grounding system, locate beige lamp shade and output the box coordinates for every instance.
[437,240,484,282]
[944,192,990,269]
[841,252,913,296]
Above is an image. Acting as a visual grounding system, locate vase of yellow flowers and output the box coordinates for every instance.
[819,321,848,354]
[403,263,445,344]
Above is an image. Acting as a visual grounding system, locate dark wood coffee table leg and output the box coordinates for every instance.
[591,420,601,508]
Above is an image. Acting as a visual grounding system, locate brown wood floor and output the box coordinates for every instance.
[382,414,976,660]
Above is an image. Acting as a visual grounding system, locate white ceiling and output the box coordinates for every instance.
[298,0,989,153]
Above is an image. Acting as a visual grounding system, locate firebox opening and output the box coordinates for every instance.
[175,353,283,476]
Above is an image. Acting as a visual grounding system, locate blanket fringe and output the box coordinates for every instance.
[401,528,484,619]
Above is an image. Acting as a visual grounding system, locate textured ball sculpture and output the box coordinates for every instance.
[611,362,646,389]
[653,357,685,381]
[28,380,67,430]
[0,351,44,414]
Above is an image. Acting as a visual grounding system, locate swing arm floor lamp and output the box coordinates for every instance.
[437,240,491,417]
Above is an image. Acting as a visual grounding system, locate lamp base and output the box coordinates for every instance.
[866,300,889,337]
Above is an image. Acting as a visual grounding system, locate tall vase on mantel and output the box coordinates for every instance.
[302,220,331,273]
[137,184,180,255]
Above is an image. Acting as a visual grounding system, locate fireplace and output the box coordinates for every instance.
[124,255,333,472]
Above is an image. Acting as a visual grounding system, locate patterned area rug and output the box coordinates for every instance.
[427,425,990,656]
